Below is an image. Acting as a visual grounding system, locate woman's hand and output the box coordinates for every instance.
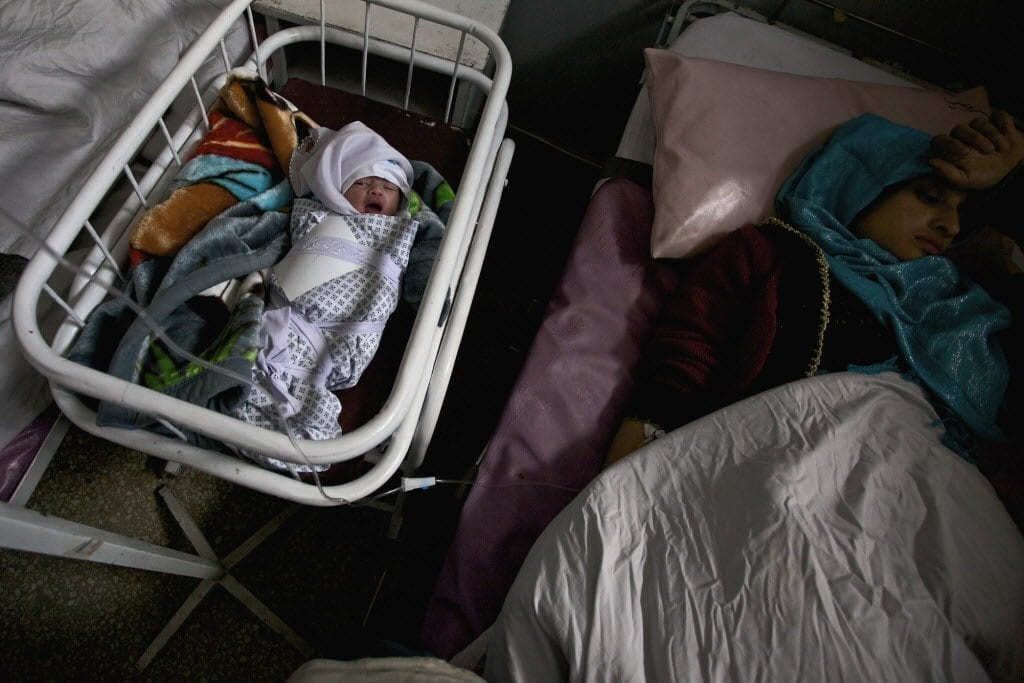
[929,109,1024,191]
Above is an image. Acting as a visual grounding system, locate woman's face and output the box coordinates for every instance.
[343,176,402,215]
[851,175,967,261]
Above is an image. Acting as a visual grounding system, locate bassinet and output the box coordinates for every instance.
[4,0,513,667]
[10,0,513,510]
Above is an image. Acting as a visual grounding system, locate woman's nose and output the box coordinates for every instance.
[935,209,960,238]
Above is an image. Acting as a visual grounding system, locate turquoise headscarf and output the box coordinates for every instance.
[776,114,1010,443]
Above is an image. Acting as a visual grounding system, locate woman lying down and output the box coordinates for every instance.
[607,111,1023,466]
[483,114,1024,682]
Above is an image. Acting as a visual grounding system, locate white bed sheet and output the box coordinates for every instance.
[616,11,916,164]
[485,372,1024,682]
[0,0,248,259]
[0,0,251,448]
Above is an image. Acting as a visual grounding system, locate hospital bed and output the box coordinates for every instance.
[417,1,1024,679]
[3,0,512,668]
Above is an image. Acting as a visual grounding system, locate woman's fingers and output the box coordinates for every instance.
[928,157,968,187]
[951,119,997,152]
[950,111,1018,153]
[931,134,971,161]
[991,109,1017,135]
[970,115,1010,151]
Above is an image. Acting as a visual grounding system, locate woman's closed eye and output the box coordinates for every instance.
[914,185,941,205]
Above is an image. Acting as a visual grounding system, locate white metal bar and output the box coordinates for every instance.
[7,414,71,508]
[443,31,467,123]
[220,574,316,657]
[190,76,211,131]
[66,72,221,311]
[155,418,191,443]
[263,14,289,87]
[122,164,149,208]
[320,0,327,85]
[42,284,85,328]
[245,5,262,68]
[82,220,124,282]
[0,502,221,578]
[157,118,183,167]
[361,1,371,97]
[221,503,300,570]
[157,486,219,561]
[219,39,231,73]
[255,24,494,93]
[404,17,420,111]
[408,137,515,469]
[135,579,218,671]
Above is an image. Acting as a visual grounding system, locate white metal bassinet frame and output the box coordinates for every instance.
[11,0,512,504]
[2,0,513,651]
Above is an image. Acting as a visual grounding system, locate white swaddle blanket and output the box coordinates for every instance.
[232,122,418,472]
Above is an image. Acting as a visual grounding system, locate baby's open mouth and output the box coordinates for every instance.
[366,201,383,213]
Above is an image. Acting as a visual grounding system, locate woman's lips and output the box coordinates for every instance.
[915,235,943,255]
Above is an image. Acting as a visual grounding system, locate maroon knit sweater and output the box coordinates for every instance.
[631,219,893,430]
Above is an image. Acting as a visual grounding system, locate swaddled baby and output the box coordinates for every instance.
[233,121,421,472]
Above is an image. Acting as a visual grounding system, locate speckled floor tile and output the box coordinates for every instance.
[0,426,392,679]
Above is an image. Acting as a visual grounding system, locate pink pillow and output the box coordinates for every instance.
[645,49,990,259]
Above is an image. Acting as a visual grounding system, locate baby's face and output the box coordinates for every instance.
[852,175,967,260]
[343,176,401,216]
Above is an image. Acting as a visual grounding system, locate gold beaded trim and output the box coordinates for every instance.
[762,217,831,377]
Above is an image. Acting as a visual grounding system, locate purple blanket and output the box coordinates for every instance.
[421,177,682,656]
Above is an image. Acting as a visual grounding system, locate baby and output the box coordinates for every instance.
[343,176,403,215]
[232,121,423,472]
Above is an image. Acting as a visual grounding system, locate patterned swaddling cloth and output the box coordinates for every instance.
[232,198,419,472]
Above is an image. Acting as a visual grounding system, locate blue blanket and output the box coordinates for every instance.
[68,200,291,441]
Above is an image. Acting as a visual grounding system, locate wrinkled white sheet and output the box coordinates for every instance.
[0,0,247,258]
[485,372,1024,682]
[0,0,249,447]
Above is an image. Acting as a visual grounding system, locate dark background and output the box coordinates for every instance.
[500,0,1024,165]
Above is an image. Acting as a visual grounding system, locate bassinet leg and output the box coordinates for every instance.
[386,489,406,540]
[0,502,222,579]
[6,413,71,508]
[133,486,314,671]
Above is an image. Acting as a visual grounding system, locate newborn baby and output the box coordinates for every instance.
[232,121,422,472]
